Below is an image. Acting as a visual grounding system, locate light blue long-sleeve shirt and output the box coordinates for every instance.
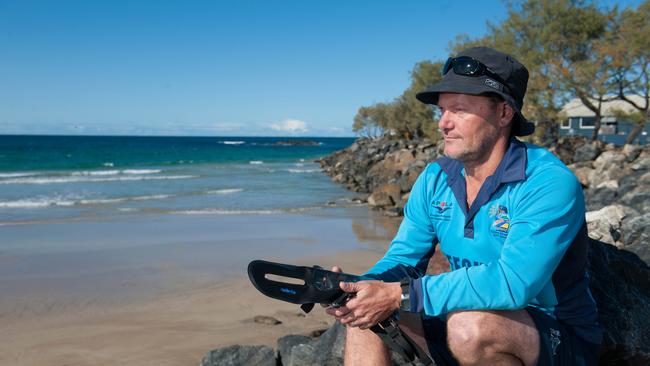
[365,139,602,344]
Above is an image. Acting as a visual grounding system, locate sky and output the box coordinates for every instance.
[0,0,643,137]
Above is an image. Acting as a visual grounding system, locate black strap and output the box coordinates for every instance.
[371,314,435,365]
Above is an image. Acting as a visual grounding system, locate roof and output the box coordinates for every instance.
[561,95,648,118]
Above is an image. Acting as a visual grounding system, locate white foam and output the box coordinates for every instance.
[173,209,279,215]
[1,193,173,209]
[206,188,244,195]
[0,175,195,185]
[249,161,264,165]
[287,168,320,173]
[0,198,76,208]
[79,198,127,205]
[122,169,161,175]
[103,162,114,167]
[132,194,171,200]
[71,170,120,176]
[0,172,38,178]
[220,141,245,145]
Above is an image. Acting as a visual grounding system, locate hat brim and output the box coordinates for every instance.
[416,72,535,137]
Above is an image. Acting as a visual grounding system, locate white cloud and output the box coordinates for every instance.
[270,119,308,134]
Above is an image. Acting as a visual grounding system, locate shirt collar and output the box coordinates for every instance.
[438,137,527,184]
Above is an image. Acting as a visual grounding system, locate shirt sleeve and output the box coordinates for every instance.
[364,164,438,282]
[410,166,586,315]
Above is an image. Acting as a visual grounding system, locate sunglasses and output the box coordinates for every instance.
[442,56,511,95]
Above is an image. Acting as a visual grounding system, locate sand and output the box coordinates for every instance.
[0,208,400,365]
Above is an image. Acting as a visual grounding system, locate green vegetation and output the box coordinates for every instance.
[353,0,649,143]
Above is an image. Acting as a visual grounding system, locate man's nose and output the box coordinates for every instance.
[438,110,453,131]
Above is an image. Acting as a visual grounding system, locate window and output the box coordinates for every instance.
[579,117,596,129]
[560,119,571,129]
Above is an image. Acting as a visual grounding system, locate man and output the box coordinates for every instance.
[326,47,602,366]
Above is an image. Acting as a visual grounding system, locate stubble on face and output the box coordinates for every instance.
[438,94,502,165]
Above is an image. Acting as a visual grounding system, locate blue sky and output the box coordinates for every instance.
[0,0,643,137]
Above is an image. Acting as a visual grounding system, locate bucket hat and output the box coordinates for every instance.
[416,46,535,136]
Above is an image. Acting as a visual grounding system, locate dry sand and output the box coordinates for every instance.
[0,249,383,366]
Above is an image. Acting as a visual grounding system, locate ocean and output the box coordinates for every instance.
[0,135,357,225]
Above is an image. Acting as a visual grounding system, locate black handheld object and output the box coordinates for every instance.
[247,259,439,365]
[247,260,360,312]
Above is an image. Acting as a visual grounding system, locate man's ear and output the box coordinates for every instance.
[499,103,515,128]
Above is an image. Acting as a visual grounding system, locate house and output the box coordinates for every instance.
[559,95,649,145]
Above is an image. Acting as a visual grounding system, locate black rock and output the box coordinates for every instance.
[622,213,650,264]
[282,321,346,366]
[585,187,619,211]
[588,239,650,365]
[277,334,312,365]
[201,345,276,366]
[574,143,602,163]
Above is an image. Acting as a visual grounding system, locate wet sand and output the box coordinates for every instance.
[0,207,400,366]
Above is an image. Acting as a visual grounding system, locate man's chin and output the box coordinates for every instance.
[443,148,469,162]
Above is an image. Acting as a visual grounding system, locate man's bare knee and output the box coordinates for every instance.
[446,310,539,366]
[344,326,391,366]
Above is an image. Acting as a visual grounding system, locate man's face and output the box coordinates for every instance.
[437,93,506,164]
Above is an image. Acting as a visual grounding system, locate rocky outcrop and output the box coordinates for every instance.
[317,138,440,195]
[201,345,275,366]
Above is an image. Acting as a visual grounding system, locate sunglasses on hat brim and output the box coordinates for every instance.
[442,56,512,95]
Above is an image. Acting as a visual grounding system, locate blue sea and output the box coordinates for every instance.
[0,135,357,225]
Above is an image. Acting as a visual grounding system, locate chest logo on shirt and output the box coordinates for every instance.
[433,200,452,213]
[488,204,510,238]
[430,200,453,221]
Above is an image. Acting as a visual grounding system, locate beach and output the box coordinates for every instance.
[0,206,401,366]
[0,135,395,365]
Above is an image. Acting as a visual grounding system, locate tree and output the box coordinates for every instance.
[352,61,444,141]
[451,0,627,141]
[610,0,650,143]
[352,104,389,138]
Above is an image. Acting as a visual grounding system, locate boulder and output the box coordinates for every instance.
[400,167,424,193]
[585,187,619,211]
[585,205,636,247]
[201,345,275,366]
[368,183,402,208]
[367,148,416,184]
[277,334,312,365]
[623,144,643,162]
[620,190,650,215]
[588,240,650,365]
[622,213,650,264]
[631,151,650,171]
[282,321,347,366]
[593,150,627,172]
[574,142,602,163]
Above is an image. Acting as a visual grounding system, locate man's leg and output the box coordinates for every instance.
[446,310,540,366]
[344,326,392,366]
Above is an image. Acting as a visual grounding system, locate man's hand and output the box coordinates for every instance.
[325,279,401,330]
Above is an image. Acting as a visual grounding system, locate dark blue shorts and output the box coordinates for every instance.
[417,307,601,366]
